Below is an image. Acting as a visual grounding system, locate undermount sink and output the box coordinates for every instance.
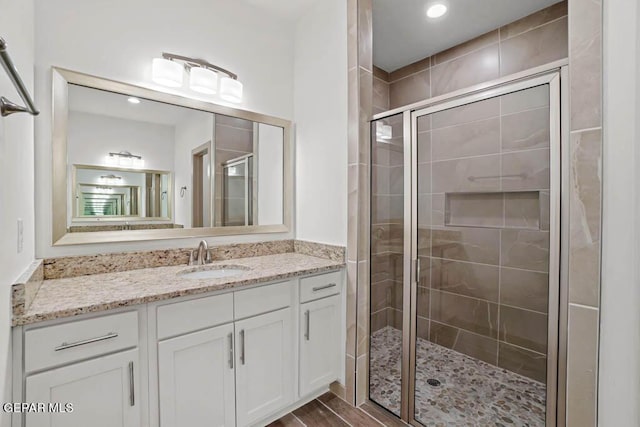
[178,265,249,279]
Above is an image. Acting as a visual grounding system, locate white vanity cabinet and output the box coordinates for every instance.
[154,280,295,427]
[158,324,236,427]
[298,272,342,397]
[19,310,142,427]
[15,269,344,427]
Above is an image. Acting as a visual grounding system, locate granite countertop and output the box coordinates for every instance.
[15,253,344,326]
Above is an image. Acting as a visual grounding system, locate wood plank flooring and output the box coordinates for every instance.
[268,392,409,427]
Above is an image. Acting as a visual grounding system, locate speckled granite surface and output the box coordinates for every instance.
[14,253,344,326]
[294,240,345,262]
[43,240,296,280]
[11,260,44,318]
[370,326,546,426]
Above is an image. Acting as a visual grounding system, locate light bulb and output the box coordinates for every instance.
[189,67,218,95]
[151,58,183,88]
[220,77,243,103]
[426,3,447,18]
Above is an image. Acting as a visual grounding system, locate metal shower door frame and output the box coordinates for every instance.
[398,71,564,426]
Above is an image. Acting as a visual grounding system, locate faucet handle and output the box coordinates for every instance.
[205,249,212,264]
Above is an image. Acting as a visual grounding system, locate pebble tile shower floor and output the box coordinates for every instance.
[369,326,546,426]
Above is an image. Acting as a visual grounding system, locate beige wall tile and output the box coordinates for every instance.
[370,307,388,333]
[417,162,431,195]
[445,192,504,228]
[357,261,370,357]
[569,0,602,130]
[416,285,430,318]
[567,304,598,426]
[431,44,500,97]
[431,227,501,265]
[417,113,432,131]
[347,164,359,261]
[430,321,499,365]
[431,258,499,302]
[433,30,499,65]
[500,85,550,115]
[346,261,358,358]
[500,1,568,40]
[500,267,549,313]
[504,191,542,230]
[389,70,430,109]
[499,306,548,353]
[430,289,499,338]
[501,108,550,152]
[356,354,369,405]
[501,148,550,191]
[373,76,389,111]
[357,0,372,71]
[432,97,500,129]
[432,155,501,193]
[344,354,356,405]
[568,130,601,307]
[371,280,394,312]
[501,230,550,272]
[500,17,568,77]
[417,129,431,164]
[416,317,429,340]
[389,56,431,82]
[498,342,547,383]
[432,117,501,161]
[373,65,389,82]
[359,68,373,164]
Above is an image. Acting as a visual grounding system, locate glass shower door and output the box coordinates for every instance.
[369,112,406,416]
[410,77,559,426]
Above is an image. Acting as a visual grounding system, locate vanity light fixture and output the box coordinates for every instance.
[151,52,243,103]
[105,151,145,168]
[426,3,448,18]
[100,174,122,185]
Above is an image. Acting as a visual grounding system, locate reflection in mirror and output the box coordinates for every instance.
[64,83,285,234]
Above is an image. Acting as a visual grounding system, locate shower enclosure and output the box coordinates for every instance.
[369,72,561,426]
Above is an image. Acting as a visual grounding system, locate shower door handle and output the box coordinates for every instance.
[414,258,421,286]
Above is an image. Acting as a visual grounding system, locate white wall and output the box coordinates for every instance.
[257,123,284,225]
[599,0,640,424]
[34,0,296,257]
[173,111,214,228]
[0,1,35,425]
[294,0,348,246]
[68,111,176,171]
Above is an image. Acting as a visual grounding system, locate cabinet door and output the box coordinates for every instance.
[299,295,341,396]
[25,349,140,427]
[158,323,235,427]
[235,308,294,427]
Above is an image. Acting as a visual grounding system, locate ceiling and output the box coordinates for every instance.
[373,0,563,72]
[240,0,320,22]
[68,84,206,127]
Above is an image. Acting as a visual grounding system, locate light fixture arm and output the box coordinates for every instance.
[162,52,238,80]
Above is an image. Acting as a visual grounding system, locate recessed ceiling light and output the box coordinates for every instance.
[127,97,141,104]
[426,3,447,19]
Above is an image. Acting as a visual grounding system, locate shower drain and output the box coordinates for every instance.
[426,378,441,387]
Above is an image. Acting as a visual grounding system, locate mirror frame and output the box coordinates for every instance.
[52,67,293,245]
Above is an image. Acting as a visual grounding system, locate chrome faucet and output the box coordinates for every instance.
[190,240,211,265]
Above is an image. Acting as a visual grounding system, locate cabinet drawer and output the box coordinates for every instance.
[300,271,342,303]
[24,311,138,373]
[234,281,293,320]
[157,293,234,340]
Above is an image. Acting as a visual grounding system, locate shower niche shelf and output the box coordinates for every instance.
[444,190,543,230]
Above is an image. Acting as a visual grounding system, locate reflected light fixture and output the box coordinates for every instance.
[105,151,145,168]
[151,52,243,103]
[376,121,393,141]
[127,97,141,104]
[426,3,447,18]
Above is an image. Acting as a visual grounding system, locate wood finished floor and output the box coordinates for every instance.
[268,392,408,427]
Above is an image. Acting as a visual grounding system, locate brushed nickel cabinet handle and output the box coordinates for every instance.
[312,283,337,292]
[54,332,118,351]
[128,361,135,407]
[304,310,310,341]
[228,333,234,369]
[240,330,245,365]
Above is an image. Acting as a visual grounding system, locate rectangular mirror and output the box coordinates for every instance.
[52,68,292,245]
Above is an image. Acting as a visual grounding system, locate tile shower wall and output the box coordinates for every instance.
[412,86,551,384]
[214,115,254,226]
[377,1,568,110]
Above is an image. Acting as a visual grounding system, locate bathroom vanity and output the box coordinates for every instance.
[11,252,344,427]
